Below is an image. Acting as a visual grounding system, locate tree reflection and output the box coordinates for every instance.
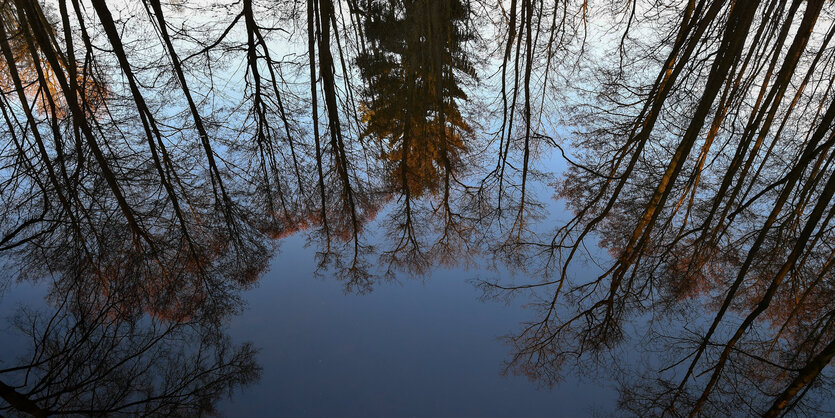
[357,0,474,198]
[353,0,483,278]
[484,0,835,416]
[0,1,265,412]
[0,276,259,416]
[1,0,835,416]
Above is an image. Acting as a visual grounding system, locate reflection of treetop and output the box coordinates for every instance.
[0,2,106,118]
[357,0,475,198]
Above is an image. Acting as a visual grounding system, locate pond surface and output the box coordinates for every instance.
[210,151,624,416]
[2,0,835,416]
[219,230,614,417]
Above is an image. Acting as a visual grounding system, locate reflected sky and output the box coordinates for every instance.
[222,230,615,417]
[2,0,835,416]
[215,152,622,416]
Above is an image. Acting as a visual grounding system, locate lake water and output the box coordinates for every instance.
[2,0,834,416]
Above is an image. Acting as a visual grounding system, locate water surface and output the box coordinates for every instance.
[1,0,835,416]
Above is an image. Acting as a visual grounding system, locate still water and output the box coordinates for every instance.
[214,152,621,416]
[221,230,613,416]
[2,0,835,416]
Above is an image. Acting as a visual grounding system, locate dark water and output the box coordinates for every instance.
[212,154,620,416]
[219,232,613,417]
[2,0,835,416]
